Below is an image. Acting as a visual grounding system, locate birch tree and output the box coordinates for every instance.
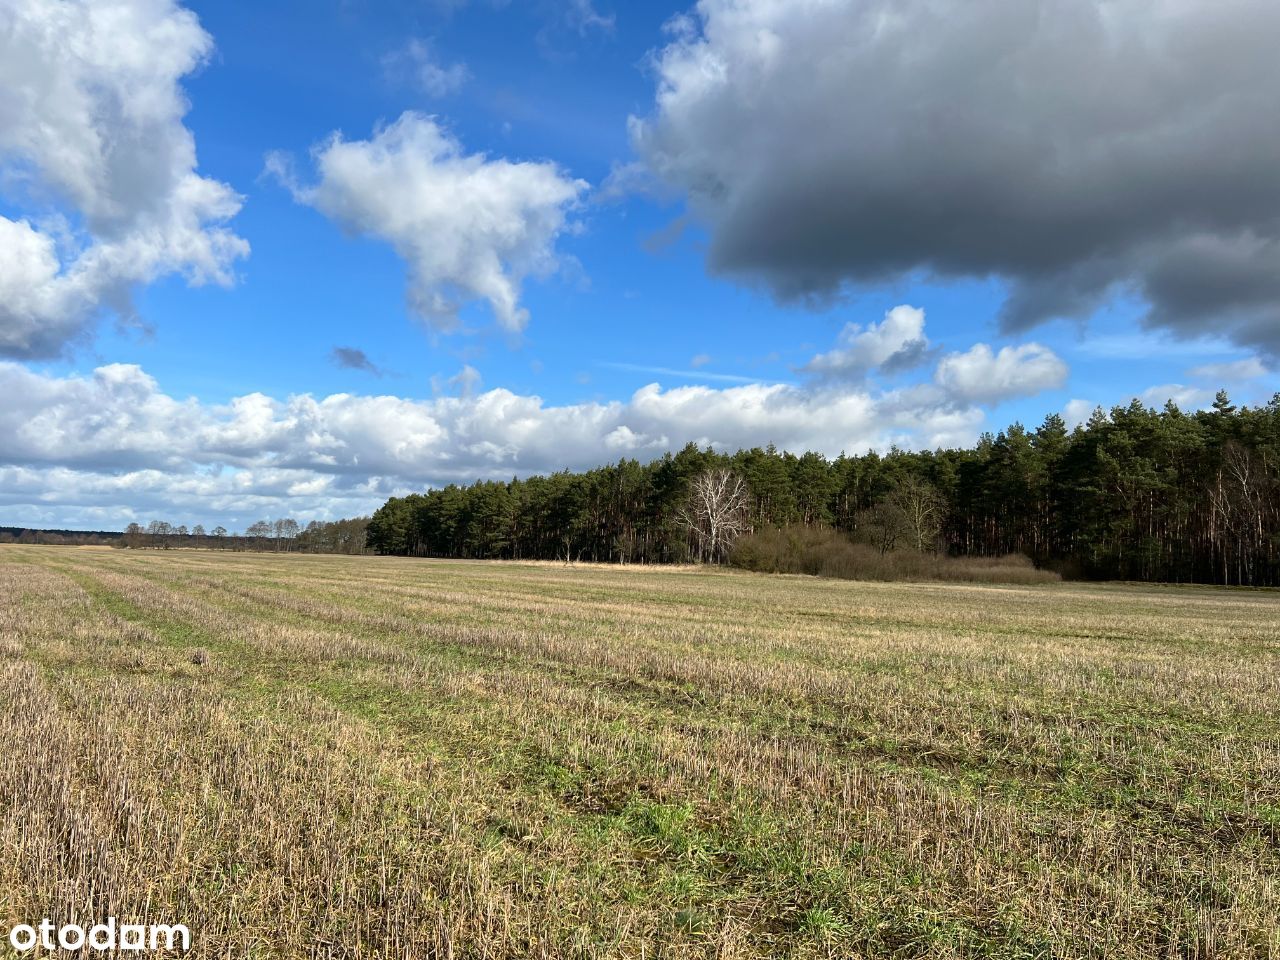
[677,468,751,563]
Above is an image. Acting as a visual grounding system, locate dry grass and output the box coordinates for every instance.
[0,545,1278,958]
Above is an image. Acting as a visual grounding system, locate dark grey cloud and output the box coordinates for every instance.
[330,346,383,376]
[631,0,1280,354]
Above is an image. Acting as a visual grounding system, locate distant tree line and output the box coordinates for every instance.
[117,517,370,554]
[0,527,122,546]
[367,392,1280,586]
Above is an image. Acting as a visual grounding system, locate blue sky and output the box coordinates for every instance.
[1,0,1276,531]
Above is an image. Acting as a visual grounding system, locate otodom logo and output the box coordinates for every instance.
[7,918,190,953]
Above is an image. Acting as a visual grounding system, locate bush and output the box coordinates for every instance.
[730,525,1060,585]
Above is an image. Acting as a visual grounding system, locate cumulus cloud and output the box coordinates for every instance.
[0,347,1049,526]
[631,0,1280,355]
[1062,399,1098,430]
[0,463,400,533]
[0,362,906,474]
[271,112,586,333]
[0,0,248,359]
[0,307,1070,525]
[934,343,1068,406]
[803,305,929,380]
[383,39,469,97]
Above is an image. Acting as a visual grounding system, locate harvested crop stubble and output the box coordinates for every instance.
[0,545,1278,958]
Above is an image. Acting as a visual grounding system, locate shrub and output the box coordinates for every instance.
[730,525,1060,585]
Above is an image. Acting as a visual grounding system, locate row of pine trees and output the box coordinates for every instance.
[367,392,1280,586]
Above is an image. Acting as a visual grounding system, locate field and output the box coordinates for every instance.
[1,546,1278,959]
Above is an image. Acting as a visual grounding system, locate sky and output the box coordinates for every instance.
[0,0,1277,532]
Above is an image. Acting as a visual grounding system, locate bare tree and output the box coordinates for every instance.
[1214,442,1274,586]
[857,502,909,555]
[147,520,173,549]
[890,475,947,553]
[271,518,300,551]
[677,468,751,563]
[247,520,271,546]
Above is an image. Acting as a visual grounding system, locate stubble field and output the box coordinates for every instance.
[1,545,1278,958]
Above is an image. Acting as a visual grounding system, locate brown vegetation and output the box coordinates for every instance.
[731,525,1060,585]
[0,545,1276,958]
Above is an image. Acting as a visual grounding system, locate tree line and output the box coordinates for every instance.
[118,517,370,554]
[367,391,1280,586]
[0,526,122,546]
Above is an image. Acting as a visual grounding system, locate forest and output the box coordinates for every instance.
[367,392,1280,586]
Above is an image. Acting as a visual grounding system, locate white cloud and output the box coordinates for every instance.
[1064,384,1221,428]
[566,0,614,35]
[384,39,469,97]
[0,306,1078,527]
[0,0,248,359]
[1062,399,1097,430]
[934,343,1068,405]
[803,305,928,379]
[1189,357,1268,382]
[272,112,587,333]
[1075,332,1239,361]
[0,464,398,533]
[0,355,1003,527]
[1139,383,1211,411]
[447,364,482,398]
[600,362,761,384]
